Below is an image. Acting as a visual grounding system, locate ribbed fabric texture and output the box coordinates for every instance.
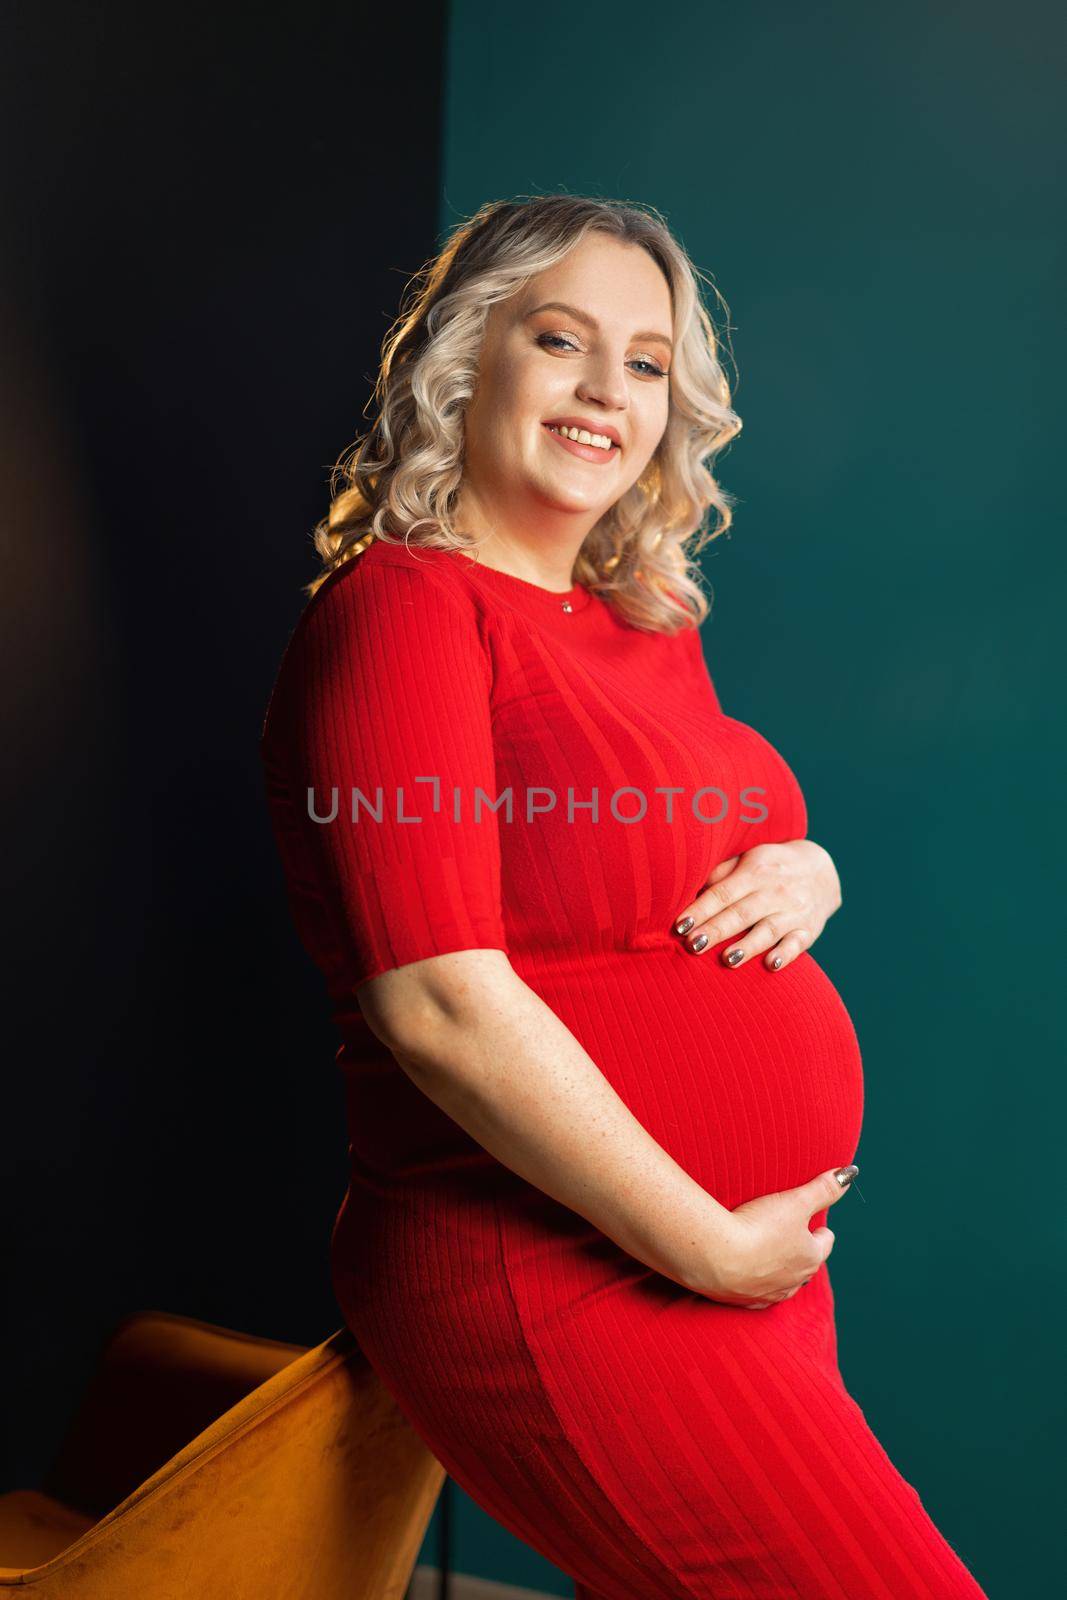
[260,540,988,1598]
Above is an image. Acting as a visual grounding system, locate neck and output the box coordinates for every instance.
[451,488,591,591]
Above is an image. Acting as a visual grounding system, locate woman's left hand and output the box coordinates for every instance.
[671,840,842,970]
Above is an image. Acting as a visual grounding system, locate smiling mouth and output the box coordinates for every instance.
[542,423,621,458]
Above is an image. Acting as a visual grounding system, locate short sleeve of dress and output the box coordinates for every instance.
[263,559,509,991]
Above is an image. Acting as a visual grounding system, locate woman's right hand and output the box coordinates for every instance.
[694,1165,859,1309]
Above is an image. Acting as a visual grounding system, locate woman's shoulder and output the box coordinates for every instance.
[261,541,489,743]
[269,540,476,679]
[303,537,480,626]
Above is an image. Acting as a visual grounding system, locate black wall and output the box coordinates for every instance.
[2,0,448,1488]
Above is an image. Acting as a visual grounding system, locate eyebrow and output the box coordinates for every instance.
[524,300,674,355]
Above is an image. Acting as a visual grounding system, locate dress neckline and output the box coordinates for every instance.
[446,548,594,613]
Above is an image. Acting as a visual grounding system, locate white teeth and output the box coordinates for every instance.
[547,424,615,452]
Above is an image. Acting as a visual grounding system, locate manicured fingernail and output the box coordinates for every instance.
[772,955,783,970]
[726,948,744,966]
[834,1164,860,1187]
[675,916,694,935]
[690,933,708,953]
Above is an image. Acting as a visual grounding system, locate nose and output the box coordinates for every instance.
[575,353,630,416]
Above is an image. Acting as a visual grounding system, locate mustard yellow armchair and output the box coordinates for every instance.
[0,1310,446,1597]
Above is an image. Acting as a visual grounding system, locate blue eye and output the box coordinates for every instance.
[537,333,667,378]
[631,358,668,379]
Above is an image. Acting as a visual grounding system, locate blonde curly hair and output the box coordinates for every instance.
[307,194,742,635]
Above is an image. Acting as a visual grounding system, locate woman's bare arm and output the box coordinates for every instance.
[357,947,738,1293]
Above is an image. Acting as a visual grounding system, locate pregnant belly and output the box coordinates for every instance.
[512,935,865,1212]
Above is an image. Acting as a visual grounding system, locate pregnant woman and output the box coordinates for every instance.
[260,196,989,1597]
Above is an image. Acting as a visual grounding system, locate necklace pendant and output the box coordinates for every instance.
[561,600,573,613]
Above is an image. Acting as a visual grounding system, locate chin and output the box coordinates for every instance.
[538,486,606,515]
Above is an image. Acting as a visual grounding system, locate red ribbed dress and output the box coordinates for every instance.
[260,538,988,1599]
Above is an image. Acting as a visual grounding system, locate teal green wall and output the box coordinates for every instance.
[423,2,1064,1593]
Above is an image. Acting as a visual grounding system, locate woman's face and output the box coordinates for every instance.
[458,232,674,547]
